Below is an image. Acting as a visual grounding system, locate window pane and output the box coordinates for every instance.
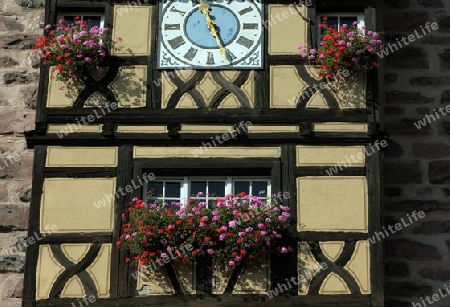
[164,199,181,209]
[234,181,250,195]
[323,16,338,30]
[84,16,101,28]
[63,16,77,27]
[166,182,181,197]
[208,181,225,196]
[341,16,358,27]
[148,182,164,197]
[190,181,207,196]
[252,181,268,196]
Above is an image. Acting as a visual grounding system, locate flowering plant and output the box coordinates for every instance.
[35,17,120,82]
[117,192,292,272]
[298,18,384,79]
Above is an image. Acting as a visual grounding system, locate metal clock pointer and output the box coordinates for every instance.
[199,0,228,59]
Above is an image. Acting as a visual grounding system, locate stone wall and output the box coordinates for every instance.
[383,0,450,306]
[0,0,43,305]
[1,0,450,305]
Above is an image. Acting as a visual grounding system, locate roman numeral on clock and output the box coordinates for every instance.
[238,6,253,15]
[164,24,181,30]
[243,23,259,30]
[236,36,254,49]
[168,36,186,49]
[184,47,198,61]
[206,52,215,65]
[227,50,237,61]
[170,6,186,16]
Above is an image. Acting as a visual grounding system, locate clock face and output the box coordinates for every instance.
[158,0,263,69]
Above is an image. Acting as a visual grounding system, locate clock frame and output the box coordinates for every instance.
[157,0,264,69]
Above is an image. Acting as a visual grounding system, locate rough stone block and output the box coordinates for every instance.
[417,0,443,7]
[384,282,433,297]
[0,57,19,69]
[418,268,450,281]
[385,47,429,69]
[385,119,431,135]
[1,275,22,298]
[429,160,450,184]
[386,239,442,260]
[386,91,434,104]
[384,162,422,184]
[2,72,38,85]
[0,205,29,231]
[385,0,409,9]
[414,221,450,235]
[0,111,35,134]
[413,142,450,159]
[386,262,409,277]
[384,12,429,32]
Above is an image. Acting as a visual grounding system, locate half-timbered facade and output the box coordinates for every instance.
[24,0,385,306]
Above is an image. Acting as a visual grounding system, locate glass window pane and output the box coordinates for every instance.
[252,181,268,196]
[166,182,181,197]
[164,199,181,209]
[340,16,358,27]
[234,181,250,195]
[148,182,164,197]
[190,181,207,196]
[208,181,225,196]
[63,16,77,27]
[84,16,101,28]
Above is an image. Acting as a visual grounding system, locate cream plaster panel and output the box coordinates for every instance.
[116,126,167,133]
[57,244,111,298]
[84,92,109,108]
[61,245,89,263]
[86,244,112,297]
[173,261,196,294]
[61,276,84,297]
[181,125,234,133]
[46,147,118,167]
[36,245,65,300]
[212,270,230,295]
[306,91,328,108]
[329,71,366,109]
[47,124,103,134]
[297,177,368,232]
[197,72,221,102]
[112,6,152,56]
[212,261,269,294]
[268,5,308,55]
[40,178,115,233]
[218,94,240,108]
[46,72,82,108]
[221,70,239,82]
[344,241,370,294]
[320,273,351,294]
[248,125,299,133]
[303,66,366,109]
[270,66,306,108]
[313,122,368,132]
[134,147,281,158]
[298,242,322,295]
[320,242,345,263]
[296,146,365,167]
[233,262,269,294]
[177,69,196,82]
[177,93,197,108]
[109,66,147,108]
[137,266,175,295]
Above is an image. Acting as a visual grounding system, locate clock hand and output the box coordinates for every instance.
[199,0,227,58]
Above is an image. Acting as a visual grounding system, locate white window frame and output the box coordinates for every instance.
[317,12,365,39]
[145,176,272,207]
[56,12,105,28]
